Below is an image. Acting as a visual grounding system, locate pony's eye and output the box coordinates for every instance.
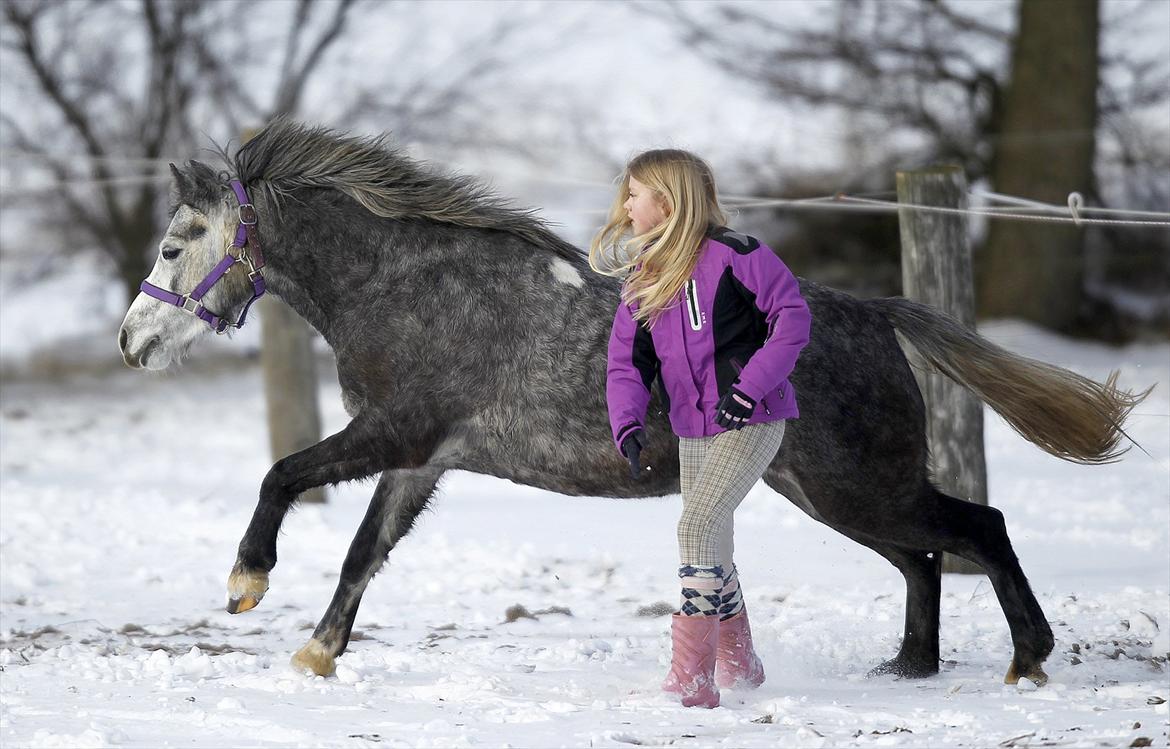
[161,247,182,261]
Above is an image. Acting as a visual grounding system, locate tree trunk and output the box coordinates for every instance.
[116,218,154,309]
[119,254,150,310]
[977,0,1099,332]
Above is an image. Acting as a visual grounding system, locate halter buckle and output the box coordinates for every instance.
[238,203,257,226]
[180,296,203,315]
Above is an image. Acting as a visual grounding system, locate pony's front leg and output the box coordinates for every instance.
[227,416,390,614]
[292,465,445,676]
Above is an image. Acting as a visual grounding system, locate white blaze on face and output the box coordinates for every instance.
[549,257,584,288]
[117,203,233,370]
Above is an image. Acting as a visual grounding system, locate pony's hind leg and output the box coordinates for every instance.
[818,485,1051,684]
[291,466,444,677]
[864,543,943,678]
[934,492,1054,685]
[857,489,1055,684]
[829,525,943,678]
[228,416,390,614]
[766,469,944,679]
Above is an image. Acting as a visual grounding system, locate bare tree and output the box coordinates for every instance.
[182,0,357,129]
[1,0,213,302]
[978,0,1099,332]
[662,0,1169,334]
[192,0,552,158]
[661,0,1012,182]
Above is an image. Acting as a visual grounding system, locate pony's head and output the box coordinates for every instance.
[118,161,257,369]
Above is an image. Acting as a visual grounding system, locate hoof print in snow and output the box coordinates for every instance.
[867,658,938,679]
[532,605,572,617]
[504,604,537,623]
[635,601,675,617]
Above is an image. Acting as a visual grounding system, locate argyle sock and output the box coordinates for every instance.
[717,566,744,621]
[678,564,724,617]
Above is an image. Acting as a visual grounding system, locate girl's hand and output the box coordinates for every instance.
[715,388,756,430]
[620,430,644,480]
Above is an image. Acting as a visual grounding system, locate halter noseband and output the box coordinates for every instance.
[139,179,267,334]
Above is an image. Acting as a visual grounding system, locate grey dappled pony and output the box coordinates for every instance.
[118,120,1148,684]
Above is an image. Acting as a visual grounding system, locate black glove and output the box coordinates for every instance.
[620,430,644,480]
[715,387,756,430]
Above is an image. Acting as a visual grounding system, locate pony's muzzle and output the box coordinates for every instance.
[119,327,159,369]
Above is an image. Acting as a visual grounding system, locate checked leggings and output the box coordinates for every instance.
[675,420,786,610]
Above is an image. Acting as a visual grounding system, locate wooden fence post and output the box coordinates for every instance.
[896,165,986,574]
[260,297,325,504]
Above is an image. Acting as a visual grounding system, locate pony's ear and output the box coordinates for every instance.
[169,162,190,207]
[186,160,218,183]
[173,160,224,210]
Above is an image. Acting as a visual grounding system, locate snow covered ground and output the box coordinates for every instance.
[1,321,1167,748]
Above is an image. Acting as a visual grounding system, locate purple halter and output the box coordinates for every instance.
[139,179,267,334]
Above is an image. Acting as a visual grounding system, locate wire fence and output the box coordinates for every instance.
[2,150,1168,228]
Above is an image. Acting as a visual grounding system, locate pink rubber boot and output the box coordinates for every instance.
[714,607,766,689]
[660,614,720,708]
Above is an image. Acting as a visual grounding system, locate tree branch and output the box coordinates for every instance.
[3,1,108,162]
[0,112,114,254]
[272,0,356,116]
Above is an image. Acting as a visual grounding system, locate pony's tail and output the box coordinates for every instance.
[868,297,1153,464]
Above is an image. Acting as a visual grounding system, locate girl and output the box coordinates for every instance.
[589,150,811,708]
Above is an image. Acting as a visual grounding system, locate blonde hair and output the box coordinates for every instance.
[588,149,728,327]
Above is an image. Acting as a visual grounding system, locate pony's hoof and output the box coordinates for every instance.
[867,656,938,679]
[226,566,269,614]
[291,639,336,677]
[226,594,262,614]
[1004,660,1048,687]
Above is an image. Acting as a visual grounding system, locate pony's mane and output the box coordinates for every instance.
[222,119,582,262]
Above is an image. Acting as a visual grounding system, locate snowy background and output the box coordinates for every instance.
[0,320,1166,747]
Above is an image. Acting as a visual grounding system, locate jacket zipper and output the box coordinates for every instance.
[684,280,702,331]
[677,287,702,412]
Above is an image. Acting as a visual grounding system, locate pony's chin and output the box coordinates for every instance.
[136,339,181,371]
[141,349,173,371]
[144,328,205,370]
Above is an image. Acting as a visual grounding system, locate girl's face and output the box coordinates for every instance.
[624,176,668,235]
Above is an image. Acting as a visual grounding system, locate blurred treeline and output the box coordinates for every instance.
[1,0,1167,345]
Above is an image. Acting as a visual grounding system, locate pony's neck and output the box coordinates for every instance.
[253,191,362,346]
[258,262,335,341]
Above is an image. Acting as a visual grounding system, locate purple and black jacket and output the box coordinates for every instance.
[606,226,812,453]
